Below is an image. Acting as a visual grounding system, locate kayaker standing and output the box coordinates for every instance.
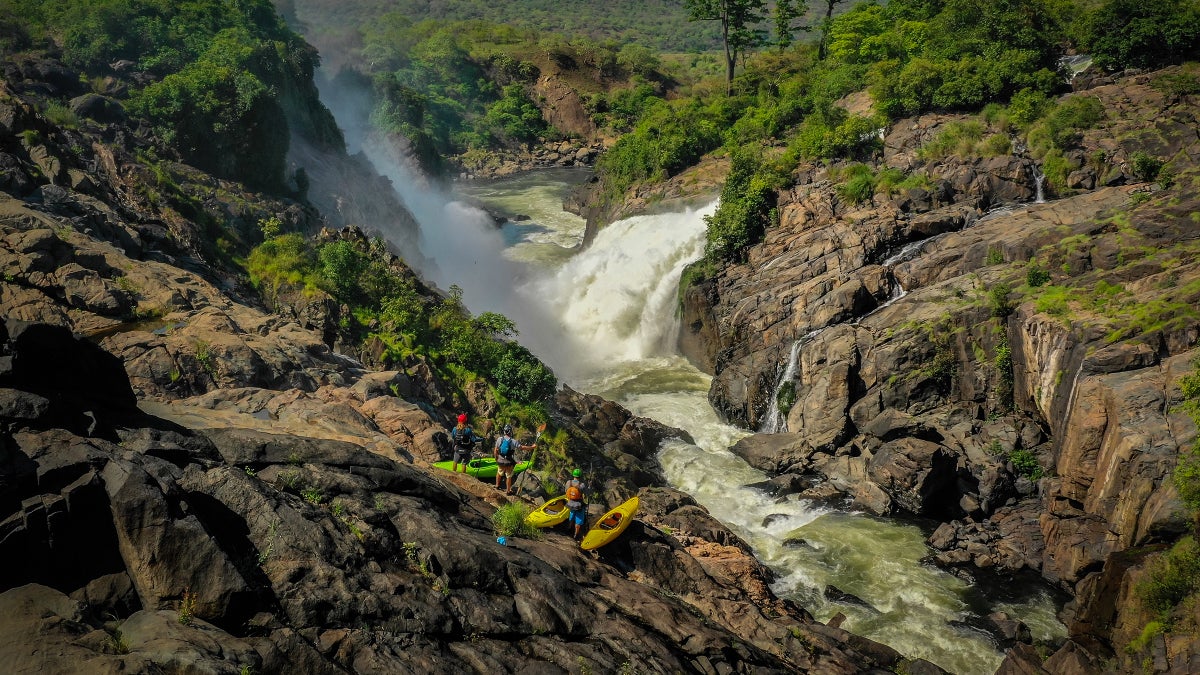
[565,469,587,541]
[494,424,534,495]
[449,413,479,473]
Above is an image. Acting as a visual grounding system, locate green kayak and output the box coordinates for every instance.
[433,457,530,479]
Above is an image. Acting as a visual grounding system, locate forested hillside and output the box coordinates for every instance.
[277,0,724,56]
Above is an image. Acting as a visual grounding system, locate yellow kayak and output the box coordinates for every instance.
[525,496,571,528]
[580,496,639,551]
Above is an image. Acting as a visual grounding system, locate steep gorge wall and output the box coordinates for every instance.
[682,67,1200,669]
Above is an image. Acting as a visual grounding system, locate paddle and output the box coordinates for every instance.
[513,422,548,495]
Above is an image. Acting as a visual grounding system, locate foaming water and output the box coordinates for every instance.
[519,202,716,378]
[325,117,1065,670]
[540,204,1064,675]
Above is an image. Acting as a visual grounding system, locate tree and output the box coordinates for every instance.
[684,0,767,91]
[773,0,808,50]
[817,0,850,60]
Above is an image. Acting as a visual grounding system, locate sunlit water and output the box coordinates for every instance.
[457,168,591,264]
[404,169,1066,675]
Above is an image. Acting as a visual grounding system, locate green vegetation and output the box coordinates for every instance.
[1007,448,1043,480]
[704,146,786,262]
[1176,359,1200,511]
[247,233,556,409]
[1128,535,1200,657]
[492,502,542,539]
[1079,0,1200,71]
[988,282,1014,318]
[7,0,336,190]
[177,587,197,625]
[1026,264,1051,288]
[684,0,766,90]
[776,381,797,417]
[994,336,1014,411]
[282,0,725,54]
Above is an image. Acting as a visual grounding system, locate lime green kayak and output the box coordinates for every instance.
[525,496,570,528]
[581,496,638,551]
[433,457,530,479]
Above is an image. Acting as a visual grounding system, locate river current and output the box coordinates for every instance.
[428,170,1064,674]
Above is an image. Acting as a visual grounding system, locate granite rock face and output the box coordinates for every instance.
[0,321,926,675]
[681,67,1200,671]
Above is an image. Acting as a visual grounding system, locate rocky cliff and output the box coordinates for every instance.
[0,48,942,675]
[680,66,1200,670]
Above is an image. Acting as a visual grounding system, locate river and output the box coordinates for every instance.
[442,170,1064,674]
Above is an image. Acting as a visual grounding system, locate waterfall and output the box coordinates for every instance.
[759,339,804,433]
[521,202,717,379]
[882,238,929,266]
[1034,169,1046,204]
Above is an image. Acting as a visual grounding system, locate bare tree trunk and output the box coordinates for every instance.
[819,0,836,60]
[721,7,734,94]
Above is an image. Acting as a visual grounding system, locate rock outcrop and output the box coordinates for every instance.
[0,46,947,674]
[681,66,1200,670]
[0,321,941,674]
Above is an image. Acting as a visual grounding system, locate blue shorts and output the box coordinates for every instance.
[569,508,586,527]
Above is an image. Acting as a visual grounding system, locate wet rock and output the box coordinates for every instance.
[823,585,880,613]
[729,432,810,473]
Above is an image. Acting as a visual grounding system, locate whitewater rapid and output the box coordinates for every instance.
[402,171,1065,675]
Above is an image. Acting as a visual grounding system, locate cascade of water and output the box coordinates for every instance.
[1034,170,1046,204]
[881,238,930,266]
[758,339,804,433]
[1058,54,1093,82]
[519,202,717,379]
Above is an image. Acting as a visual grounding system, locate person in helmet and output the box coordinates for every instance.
[493,423,534,495]
[565,468,587,541]
[449,413,480,473]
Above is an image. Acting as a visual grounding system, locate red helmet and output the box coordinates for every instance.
[457,414,467,424]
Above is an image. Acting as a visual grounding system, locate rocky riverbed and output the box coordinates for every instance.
[679,66,1200,671]
[0,50,947,674]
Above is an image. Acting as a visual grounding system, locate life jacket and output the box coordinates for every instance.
[453,425,474,448]
[498,436,516,458]
[566,483,583,502]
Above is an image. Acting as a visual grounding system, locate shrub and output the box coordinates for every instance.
[989,282,1015,318]
[918,120,985,161]
[777,381,797,416]
[492,343,557,403]
[483,84,546,146]
[1176,360,1200,511]
[1080,0,1200,71]
[836,164,877,204]
[1136,536,1200,616]
[1130,151,1164,182]
[43,101,79,128]
[1008,448,1042,479]
[1026,264,1051,288]
[318,241,368,299]
[704,146,785,262]
[492,502,542,539]
[1007,88,1051,128]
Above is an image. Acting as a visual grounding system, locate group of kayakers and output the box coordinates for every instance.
[449,414,537,495]
[446,413,588,537]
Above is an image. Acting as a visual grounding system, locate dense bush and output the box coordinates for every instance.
[1137,536,1200,616]
[597,98,726,196]
[1079,0,1200,71]
[12,0,316,190]
[247,234,557,406]
[703,147,788,262]
[483,84,547,145]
